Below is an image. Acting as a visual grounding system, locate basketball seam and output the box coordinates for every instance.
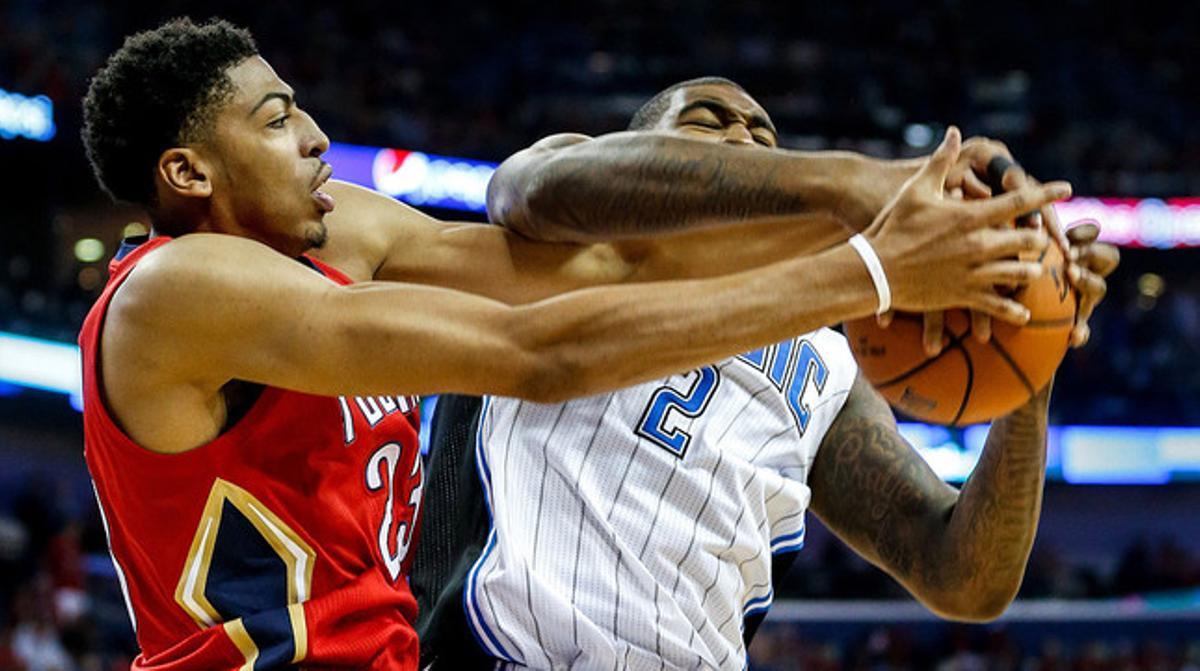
[875,330,971,389]
[987,338,1036,398]
[949,344,974,427]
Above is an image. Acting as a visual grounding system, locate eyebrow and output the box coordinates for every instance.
[678,98,778,138]
[248,91,294,117]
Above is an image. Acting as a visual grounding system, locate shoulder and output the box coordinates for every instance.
[110,233,334,343]
[116,234,292,304]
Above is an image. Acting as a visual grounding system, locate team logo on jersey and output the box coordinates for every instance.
[175,479,313,668]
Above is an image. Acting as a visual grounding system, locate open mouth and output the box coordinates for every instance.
[311,163,335,213]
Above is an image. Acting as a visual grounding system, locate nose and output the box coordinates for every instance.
[722,122,755,146]
[302,114,330,159]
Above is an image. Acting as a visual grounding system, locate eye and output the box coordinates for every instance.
[687,119,723,130]
[267,114,290,129]
[753,133,774,147]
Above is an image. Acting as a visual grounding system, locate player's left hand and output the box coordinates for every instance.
[1063,219,1119,347]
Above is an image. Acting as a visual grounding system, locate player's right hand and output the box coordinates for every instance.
[865,127,1071,325]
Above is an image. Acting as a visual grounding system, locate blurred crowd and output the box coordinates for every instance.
[749,624,1200,671]
[782,532,1200,602]
[1,475,1197,670]
[4,0,1195,192]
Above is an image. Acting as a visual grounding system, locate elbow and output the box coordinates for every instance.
[921,582,1019,623]
[509,348,592,405]
[486,168,530,234]
[488,159,585,243]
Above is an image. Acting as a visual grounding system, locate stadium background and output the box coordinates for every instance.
[1,1,1198,668]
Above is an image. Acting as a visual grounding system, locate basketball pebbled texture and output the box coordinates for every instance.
[844,240,1076,426]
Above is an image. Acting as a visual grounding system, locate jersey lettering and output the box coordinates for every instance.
[337,395,420,445]
[786,340,829,434]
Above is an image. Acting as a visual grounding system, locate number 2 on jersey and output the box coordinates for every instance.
[636,366,720,457]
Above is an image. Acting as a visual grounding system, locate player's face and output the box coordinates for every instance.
[203,56,332,257]
[659,84,778,149]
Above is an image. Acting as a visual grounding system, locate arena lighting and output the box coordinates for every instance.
[324,142,494,212]
[327,142,1200,248]
[0,86,56,141]
[1058,197,1200,249]
[2,331,1198,483]
[0,332,81,406]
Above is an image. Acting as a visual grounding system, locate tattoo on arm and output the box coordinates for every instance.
[808,374,957,587]
[509,135,823,239]
[809,374,1051,618]
[940,384,1050,605]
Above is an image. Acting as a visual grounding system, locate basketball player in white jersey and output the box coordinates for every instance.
[411,79,1118,669]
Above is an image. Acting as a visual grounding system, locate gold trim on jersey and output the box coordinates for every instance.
[223,618,258,670]
[287,602,308,663]
[174,478,316,658]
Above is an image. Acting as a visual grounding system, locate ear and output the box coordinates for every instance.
[156,148,213,199]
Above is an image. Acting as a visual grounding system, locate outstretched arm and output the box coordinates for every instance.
[807,374,1050,621]
[486,132,920,242]
[318,179,871,305]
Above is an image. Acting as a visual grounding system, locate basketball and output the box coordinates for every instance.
[844,239,1076,426]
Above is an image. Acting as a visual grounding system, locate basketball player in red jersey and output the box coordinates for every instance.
[80,19,1072,670]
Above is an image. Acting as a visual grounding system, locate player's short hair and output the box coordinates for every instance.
[627,77,746,131]
[82,17,258,207]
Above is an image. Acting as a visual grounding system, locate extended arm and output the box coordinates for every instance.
[808,374,1050,621]
[317,179,861,305]
[486,132,919,242]
[117,232,881,404]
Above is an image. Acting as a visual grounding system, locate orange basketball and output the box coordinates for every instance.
[843,241,1076,426]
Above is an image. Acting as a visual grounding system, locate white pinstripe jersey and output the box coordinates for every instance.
[463,328,857,670]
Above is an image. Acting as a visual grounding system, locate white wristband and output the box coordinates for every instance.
[848,234,892,315]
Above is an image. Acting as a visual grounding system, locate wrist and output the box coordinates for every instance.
[848,234,892,314]
[832,155,923,232]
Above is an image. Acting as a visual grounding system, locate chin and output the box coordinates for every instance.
[304,221,329,250]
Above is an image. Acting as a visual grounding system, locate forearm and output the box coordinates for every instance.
[617,212,853,284]
[490,132,916,242]
[934,384,1051,618]
[511,242,878,401]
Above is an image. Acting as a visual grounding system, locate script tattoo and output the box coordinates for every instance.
[809,375,1050,617]
[809,378,956,584]
[537,138,808,237]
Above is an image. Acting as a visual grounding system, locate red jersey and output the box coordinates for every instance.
[80,236,424,670]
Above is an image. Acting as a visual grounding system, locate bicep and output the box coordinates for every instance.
[375,211,639,304]
[808,373,958,582]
